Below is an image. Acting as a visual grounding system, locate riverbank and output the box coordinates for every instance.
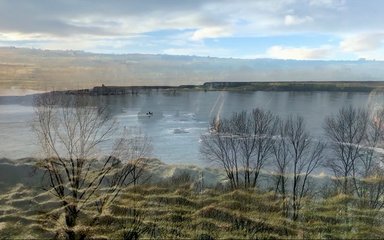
[0,157,382,239]
[0,158,227,192]
[0,157,331,194]
[2,81,384,100]
[61,81,384,96]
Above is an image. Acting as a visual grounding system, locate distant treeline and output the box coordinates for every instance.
[63,81,384,95]
[65,84,176,96]
[202,81,384,92]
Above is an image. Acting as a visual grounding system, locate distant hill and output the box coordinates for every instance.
[1,47,384,91]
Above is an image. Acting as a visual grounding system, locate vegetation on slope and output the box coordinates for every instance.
[0,178,383,239]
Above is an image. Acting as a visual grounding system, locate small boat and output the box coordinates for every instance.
[137,111,163,120]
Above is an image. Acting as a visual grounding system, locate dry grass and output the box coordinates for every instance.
[0,181,383,239]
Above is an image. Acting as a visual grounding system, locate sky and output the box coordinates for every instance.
[0,0,383,60]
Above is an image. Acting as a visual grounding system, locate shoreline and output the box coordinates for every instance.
[2,81,384,98]
[34,81,384,96]
[0,157,330,193]
[0,157,228,190]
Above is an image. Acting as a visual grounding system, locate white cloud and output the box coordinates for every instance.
[191,27,232,41]
[0,0,376,39]
[0,32,49,41]
[284,15,313,26]
[266,45,332,60]
[0,0,384,59]
[340,33,384,52]
[308,0,346,8]
[353,50,384,60]
[163,46,230,57]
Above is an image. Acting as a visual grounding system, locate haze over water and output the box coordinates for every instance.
[1,90,384,165]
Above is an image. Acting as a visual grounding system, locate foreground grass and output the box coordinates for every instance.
[0,181,383,239]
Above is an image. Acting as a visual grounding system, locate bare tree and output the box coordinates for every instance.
[271,121,290,216]
[284,115,325,221]
[200,108,278,189]
[200,116,241,189]
[354,108,384,210]
[239,109,278,188]
[32,93,151,240]
[111,127,153,186]
[324,106,368,195]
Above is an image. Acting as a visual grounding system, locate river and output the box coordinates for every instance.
[1,90,384,165]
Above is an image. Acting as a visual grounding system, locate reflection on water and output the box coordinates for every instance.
[1,90,384,165]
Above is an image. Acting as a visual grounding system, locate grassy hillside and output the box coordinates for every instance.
[0,179,383,239]
[0,159,382,239]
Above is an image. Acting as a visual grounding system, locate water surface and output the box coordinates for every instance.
[1,90,383,165]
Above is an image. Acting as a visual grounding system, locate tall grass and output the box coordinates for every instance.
[0,182,383,239]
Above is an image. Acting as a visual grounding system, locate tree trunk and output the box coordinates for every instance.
[65,205,78,240]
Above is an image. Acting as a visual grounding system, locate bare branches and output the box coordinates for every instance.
[324,106,368,195]
[201,117,241,188]
[32,93,152,239]
[200,109,278,189]
[271,115,325,221]
[324,105,384,211]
